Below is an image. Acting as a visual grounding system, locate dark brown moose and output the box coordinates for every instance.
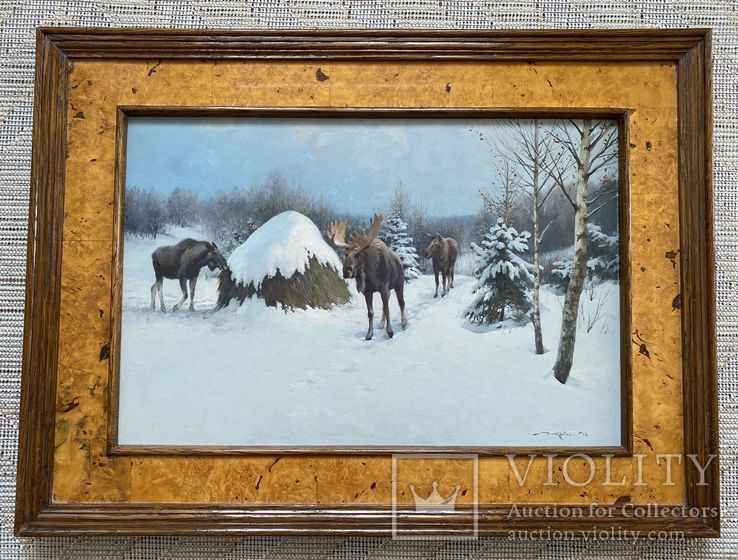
[150,239,227,312]
[327,214,407,340]
[425,234,458,298]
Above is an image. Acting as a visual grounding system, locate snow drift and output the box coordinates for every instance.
[216,211,350,310]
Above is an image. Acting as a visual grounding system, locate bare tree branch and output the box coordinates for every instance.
[587,194,619,219]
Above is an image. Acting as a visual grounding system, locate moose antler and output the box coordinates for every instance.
[352,213,384,249]
[326,219,354,249]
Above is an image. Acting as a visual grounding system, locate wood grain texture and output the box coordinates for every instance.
[676,31,719,534]
[14,29,69,536]
[22,503,715,537]
[40,28,709,60]
[15,28,718,538]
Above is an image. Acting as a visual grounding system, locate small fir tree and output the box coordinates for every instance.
[550,259,573,293]
[550,223,619,292]
[586,224,619,280]
[466,219,535,324]
[381,214,422,281]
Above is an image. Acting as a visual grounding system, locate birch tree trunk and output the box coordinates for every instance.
[552,121,591,384]
[531,124,544,354]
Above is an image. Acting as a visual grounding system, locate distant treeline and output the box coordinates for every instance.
[124,173,618,274]
[125,174,483,258]
[126,175,337,254]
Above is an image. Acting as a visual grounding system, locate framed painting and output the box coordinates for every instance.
[15,29,717,537]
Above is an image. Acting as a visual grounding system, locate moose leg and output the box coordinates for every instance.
[188,276,198,311]
[172,277,188,311]
[158,278,166,312]
[151,257,161,311]
[396,283,408,330]
[150,281,158,311]
[450,267,455,289]
[441,271,448,296]
[364,292,374,341]
[378,288,388,330]
[434,269,440,298]
[380,287,393,338]
[151,274,166,312]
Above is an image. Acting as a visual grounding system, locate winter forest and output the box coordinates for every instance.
[118,117,621,448]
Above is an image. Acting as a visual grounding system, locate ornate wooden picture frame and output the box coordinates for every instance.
[15,29,717,537]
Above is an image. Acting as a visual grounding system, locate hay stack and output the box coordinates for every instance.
[216,211,350,311]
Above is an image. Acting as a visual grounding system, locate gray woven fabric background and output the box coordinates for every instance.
[0,1,736,558]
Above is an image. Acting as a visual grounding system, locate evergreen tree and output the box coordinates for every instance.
[586,224,619,280]
[465,219,535,324]
[550,223,619,292]
[381,214,422,281]
[550,259,574,294]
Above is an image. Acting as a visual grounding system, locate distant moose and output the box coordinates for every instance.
[150,239,227,312]
[425,233,458,298]
[327,213,407,340]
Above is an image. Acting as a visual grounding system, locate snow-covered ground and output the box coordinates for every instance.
[118,227,621,447]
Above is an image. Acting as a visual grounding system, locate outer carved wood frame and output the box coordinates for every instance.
[15,29,717,537]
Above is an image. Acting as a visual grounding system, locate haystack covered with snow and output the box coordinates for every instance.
[216,211,350,310]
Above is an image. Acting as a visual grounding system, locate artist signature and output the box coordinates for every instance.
[532,431,589,440]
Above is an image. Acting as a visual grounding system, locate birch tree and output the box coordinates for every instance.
[543,119,618,384]
[479,157,523,225]
[496,120,558,355]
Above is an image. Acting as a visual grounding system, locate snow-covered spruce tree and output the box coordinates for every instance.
[550,223,619,292]
[587,224,619,281]
[381,214,422,281]
[550,258,573,293]
[466,219,535,324]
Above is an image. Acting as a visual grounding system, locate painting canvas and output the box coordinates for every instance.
[117,116,621,448]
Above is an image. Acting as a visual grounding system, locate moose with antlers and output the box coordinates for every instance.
[327,213,407,340]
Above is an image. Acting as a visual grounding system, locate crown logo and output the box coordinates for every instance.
[409,481,460,513]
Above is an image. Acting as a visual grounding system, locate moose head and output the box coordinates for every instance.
[327,213,385,280]
[204,242,228,271]
[425,232,444,259]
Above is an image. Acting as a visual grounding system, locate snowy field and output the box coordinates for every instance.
[118,227,621,447]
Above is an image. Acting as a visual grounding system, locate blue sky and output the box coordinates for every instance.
[126,117,522,217]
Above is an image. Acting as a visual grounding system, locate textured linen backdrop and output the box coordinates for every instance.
[0,1,735,558]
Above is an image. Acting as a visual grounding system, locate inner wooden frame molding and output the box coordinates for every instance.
[108,105,633,458]
[16,29,717,537]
